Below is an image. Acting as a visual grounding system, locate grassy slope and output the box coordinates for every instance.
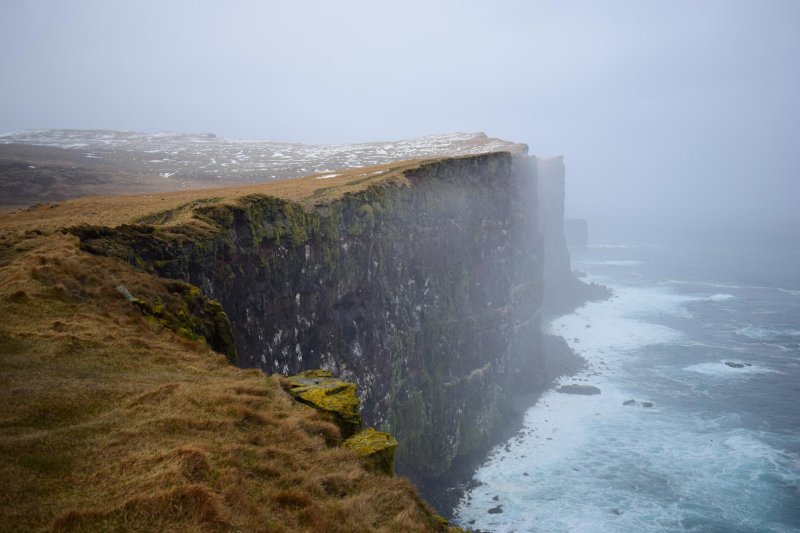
[0,158,462,532]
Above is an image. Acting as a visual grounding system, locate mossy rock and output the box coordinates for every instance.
[128,282,237,363]
[284,370,362,437]
[342,427,399,475]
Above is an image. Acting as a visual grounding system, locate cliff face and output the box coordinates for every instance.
[75,152,549,482]
[537,156,606,315]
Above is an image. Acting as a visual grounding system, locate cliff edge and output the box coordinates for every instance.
[0,131,596,530]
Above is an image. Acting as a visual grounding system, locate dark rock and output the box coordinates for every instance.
[523,472,529,476]
[492,495,499,501]
[557,384,601,395]
[610,508,622,515]
[70,150,608,511]
[642,402,654,408]
[623,399,636,406]
[725,361,745,368]
[488,505,504,514]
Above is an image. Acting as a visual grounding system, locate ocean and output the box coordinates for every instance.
[453,228,800,532]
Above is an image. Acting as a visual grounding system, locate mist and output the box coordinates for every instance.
[2,0,799,232]
[3,3,800,530]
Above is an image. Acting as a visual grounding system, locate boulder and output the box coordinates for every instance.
[556,384,601,395]
[724,361,751,368]
[342,427,399,475]
[283,370,362,437]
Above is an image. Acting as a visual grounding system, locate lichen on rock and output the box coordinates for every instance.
[126,281,238,363]
[342,427,399,475]
[283,370,362,437]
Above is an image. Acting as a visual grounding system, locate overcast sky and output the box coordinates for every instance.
[2,0,798,231]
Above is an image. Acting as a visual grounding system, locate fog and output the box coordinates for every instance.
[2,0,799,235]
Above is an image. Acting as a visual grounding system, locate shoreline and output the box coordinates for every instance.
[417,281,612,521]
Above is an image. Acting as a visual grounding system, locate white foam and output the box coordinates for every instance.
[663,279,800,297]
[456,282,696,530]
[548,285,690,364]
[456,406,798,532]
[709,293,735,301]
[314,173,339,179]
[684,361,780,377]
[735,325,800,341]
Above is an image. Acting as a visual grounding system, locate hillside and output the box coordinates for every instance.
[0,156,464,532]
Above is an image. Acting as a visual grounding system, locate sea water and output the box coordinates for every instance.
[454,229,800,532]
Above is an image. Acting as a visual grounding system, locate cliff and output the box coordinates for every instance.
[564,218,589,247]
[70,152,547,485]
[537,157,609,315]
[0,132,594,529]
[0,230,458,531]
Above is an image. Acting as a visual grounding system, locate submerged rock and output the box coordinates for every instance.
[556,384,601,395]
[724,361,751,368]
[284,370,362,437]
[623,398,654,407]
[488,504,504,514]
[342,427,399,475]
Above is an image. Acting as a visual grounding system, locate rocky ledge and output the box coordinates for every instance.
[283,369,400,476]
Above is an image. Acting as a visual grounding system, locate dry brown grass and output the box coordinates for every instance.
[0,230,455,529]
[0,158,435,238]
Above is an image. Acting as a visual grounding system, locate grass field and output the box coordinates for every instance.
[0,157,462,531]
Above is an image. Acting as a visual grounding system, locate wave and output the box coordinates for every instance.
[661,279,800,297]
[735,325,800,341]
[456,399,798,532]
[580,260,644,267]
[708,293,735,301]
[684,361,780,377]
[586,243,655,249]
[547,285,687,362]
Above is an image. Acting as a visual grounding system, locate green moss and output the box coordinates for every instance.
[130,283,237,363]
[356,204,373,218]
[342,427,398,475]
[284,370,362,438]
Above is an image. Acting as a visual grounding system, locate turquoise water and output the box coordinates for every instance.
[454,233,800,532]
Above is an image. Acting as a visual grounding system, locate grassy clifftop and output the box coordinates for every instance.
[0,157,471,531]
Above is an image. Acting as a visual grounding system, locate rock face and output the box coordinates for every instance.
[564,218,589,247]
[72,146,597,489]
[537,159,608,314]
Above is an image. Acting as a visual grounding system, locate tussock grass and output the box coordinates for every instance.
[0,197,456,531]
